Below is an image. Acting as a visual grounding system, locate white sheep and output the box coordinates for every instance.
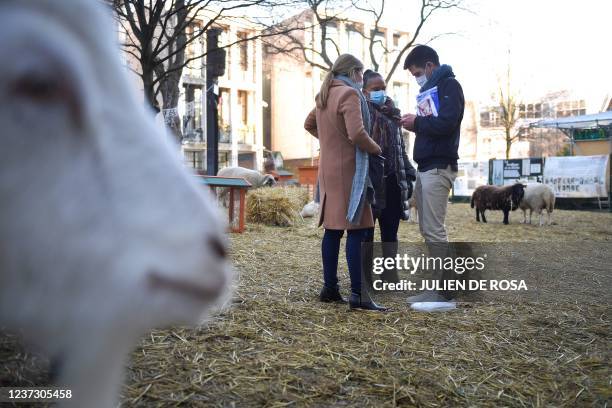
[216,166,276,205]
[0,1,231,407]
[300,200,320,218]
[217,166,277,188]
[519,183,556,226]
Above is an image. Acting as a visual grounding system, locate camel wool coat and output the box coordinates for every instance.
[304,79,382,230]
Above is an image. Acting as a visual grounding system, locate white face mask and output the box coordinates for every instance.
[415,64,430,87]
[416,73,427,87]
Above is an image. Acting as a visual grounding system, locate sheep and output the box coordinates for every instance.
[519,183,555,226]
[217,166,277,188]
[300,200,320,218]
[216,166,276,205]
[0,1,231,407]
[470,183,526,225]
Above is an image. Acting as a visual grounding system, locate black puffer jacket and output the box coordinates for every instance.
[413,66,464,172]
[367,98,416,220]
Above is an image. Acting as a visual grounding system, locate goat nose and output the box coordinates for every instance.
[208,236,227,259]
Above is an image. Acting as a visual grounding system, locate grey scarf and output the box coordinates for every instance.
[334,75,372,224]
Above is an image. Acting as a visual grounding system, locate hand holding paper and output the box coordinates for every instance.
[401,113,416,131]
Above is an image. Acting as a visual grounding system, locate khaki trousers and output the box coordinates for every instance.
[414,165,457,242]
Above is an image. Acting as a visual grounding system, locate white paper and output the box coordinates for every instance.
[411,301,457,312]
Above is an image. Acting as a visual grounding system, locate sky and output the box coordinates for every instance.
[380,0,611,109]
[243,0,610,109]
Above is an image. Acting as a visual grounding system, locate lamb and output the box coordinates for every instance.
[217,166,277,188]
[216,166,276,204]
[0,2,231,407]
[470,183,526,225]
[519,183,555,226]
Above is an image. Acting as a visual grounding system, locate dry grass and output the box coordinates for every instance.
[246,186,309,227]
[119,204,610,407]
[1,204,610,407]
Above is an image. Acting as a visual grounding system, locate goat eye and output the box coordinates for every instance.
[10,71,82,127]
[12,74,62,102]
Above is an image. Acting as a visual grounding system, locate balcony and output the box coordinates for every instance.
[217,123,255,146]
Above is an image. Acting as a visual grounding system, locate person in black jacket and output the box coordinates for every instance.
[361,70,416,282]
[400,45,464,242]
[400,45,464,304]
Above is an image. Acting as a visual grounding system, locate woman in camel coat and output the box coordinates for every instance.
[304,54,386,311]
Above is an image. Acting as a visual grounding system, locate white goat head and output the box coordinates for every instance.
[0,1,232,407]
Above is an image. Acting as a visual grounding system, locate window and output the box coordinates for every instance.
[490,111,499,126]
[218,88,231,143]
[218,88,230,125]
[238,152,256,169]
[480,112,490,126]
[370,30,386,67]
[347,27,363,60]
[182,84,203,139]
[393,33,401,48]
[218,151,230,169]
[184,150,204,170]
[237,32,248,71]
[480,108,502,127]
[238,90,248,125]
[324,22,339,61]
[218,28,231,79]
[392,82,408,112]
[556,99,586,118]
[193,87,202,130]
[186,22,203,77]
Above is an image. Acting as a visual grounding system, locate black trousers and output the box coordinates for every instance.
[365,173,402,243]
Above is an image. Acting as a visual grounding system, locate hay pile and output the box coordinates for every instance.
[246,186,309,227]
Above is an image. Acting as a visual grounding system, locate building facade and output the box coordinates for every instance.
[474,92,593,160]
[263,10,414,171]
[181,18,265,172]
[117,13,265,172]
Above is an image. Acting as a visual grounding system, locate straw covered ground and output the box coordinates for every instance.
[1,204,610,407]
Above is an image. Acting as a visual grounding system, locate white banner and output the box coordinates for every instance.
[490,158,544,186]
[453,161,489,196]
[543,155,609,198]
[162,107,179,127]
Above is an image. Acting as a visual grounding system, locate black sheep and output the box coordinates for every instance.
[470,183,526,225]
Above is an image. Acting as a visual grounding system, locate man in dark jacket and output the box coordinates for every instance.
[400,45,464,307]
[400,45,464,243]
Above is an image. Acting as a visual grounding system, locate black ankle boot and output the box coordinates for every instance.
[348,293,388,311]
[319,286,347,303]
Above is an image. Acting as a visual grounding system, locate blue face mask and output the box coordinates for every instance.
[369,90,386,105]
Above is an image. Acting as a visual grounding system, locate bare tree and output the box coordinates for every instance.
[357,0,462,82]
[498,52,520,159]
[261,0,351,71]
[263,0,463,83]
[110,0,288,140]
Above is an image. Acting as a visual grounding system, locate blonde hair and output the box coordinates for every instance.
[316,53,364,109]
